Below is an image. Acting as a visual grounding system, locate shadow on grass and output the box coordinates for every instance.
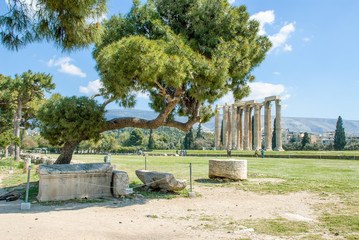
[195,178,239,185]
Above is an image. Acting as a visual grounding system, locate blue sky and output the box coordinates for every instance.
[1,0,359,120]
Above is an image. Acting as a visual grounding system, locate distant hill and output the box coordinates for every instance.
[105,109,359,135]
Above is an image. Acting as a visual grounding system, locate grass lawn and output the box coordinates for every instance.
[1,154,359,239]
[150,149,359,157]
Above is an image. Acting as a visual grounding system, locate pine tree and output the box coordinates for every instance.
[148,129,155,149]
[196,123,203,139]
[301,132,310,150]
[183,127,194,150]
[334,116,346,150]
[272,118,276,149]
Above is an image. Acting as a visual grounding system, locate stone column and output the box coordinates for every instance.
[223,106,228,149]
[237,108,243,150]
[249,107,253,150]
[253,104,259,151]
[215,106,220,150]
[264,101,272,151]
[227,106,232,149]
[274,99,284,151]
[231,105,237,150]
[243,106,250,150]
[258,105,262,149]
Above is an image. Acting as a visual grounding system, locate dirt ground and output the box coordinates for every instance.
[0,177,331,240]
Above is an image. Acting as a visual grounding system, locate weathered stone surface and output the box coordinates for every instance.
[135,170,187,192]
[37,163,113,202]
[209,159,247,180]
[112,170,129,197]
[23,156,31,173]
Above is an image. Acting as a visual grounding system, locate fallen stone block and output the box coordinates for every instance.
[112,170,130,197]
[135,170,187,192]
[37,163,113,202]
[209,159,247,180]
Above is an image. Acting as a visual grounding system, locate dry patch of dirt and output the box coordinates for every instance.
[0,185,329,240]
[247,178,286,184]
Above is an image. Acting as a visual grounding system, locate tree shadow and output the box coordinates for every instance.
[0,180,183,214]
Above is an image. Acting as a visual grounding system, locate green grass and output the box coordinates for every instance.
[1,153,359,238]
[149,149,359,157]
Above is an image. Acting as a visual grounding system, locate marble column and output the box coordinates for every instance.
[227,106,232,149]
[258,105,262,149]
[243,106,250,150]
[274,99,284,151]
[223,105,228,149]
[264,101,272,151]
[237,108,243,150]
[215,106,220,150]
[231,105,237,150]
[253,104,260,150]
[248,107,253,150]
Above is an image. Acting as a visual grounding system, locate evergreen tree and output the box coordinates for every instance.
[334,116,346,150]
[183,127,194,150]
[272,118,276,149]
[148,129,155,149]
[196,123,203,139]
[127,129,144,146]
[301,132,310,150]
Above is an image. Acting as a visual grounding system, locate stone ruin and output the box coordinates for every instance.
[215,95,284,151]
[135,170,187,192]
[37,163,129,202]
[209,159,247,181]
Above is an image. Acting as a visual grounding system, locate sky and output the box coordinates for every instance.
[1,0,359,121]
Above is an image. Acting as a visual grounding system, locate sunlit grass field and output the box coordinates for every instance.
[1,154,359,238]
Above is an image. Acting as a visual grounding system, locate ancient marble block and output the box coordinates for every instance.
[209,159,247,180]
[112,170,129,197]
[37,163,113,202]
[135,170,187,192]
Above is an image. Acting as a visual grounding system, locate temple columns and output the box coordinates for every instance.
[274,99,284,151]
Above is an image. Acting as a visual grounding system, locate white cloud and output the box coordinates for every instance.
[273,72,280,75]
[47,57,86,78]
[218,82,290,104]
[79,79,103,94]
[269,22,295,52]
[250,10,275,35]
[86,13,107,25]
[136,91,150,99]
[303,37,311,42]
[284,44,293,52]
[228,0,235,4]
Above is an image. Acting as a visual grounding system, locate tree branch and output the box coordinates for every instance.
[101,88,188,132]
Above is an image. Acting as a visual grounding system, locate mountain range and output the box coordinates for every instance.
[105,109,359,136]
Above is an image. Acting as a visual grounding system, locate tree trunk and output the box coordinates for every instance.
[14,101,22,161]
[4,146,8,158]
[55,140,81,164]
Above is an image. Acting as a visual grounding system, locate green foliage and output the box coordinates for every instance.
[344,141,359,151]
[301,132,310,150]
[272,118,276,149]
[148,129,155,149]
[0,130,13,148]
[183,127,194,149]
[37,96,106,146]
[94,0,271,119]
[196,123,203,139]
[126,129,144,146]
[0,0,108,51]
[334,116,346,150]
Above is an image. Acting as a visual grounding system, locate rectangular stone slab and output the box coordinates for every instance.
[37,163,113,202]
